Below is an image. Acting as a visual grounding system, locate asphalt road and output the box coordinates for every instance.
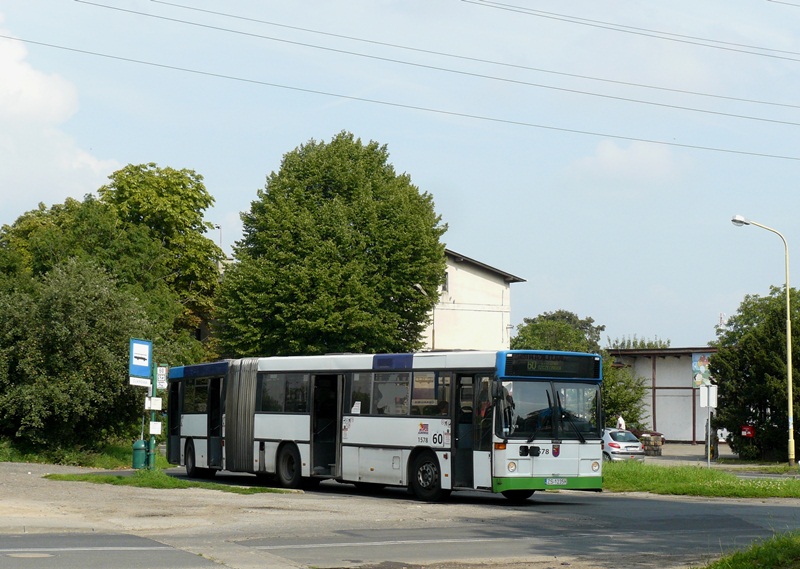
[0,446,798,569]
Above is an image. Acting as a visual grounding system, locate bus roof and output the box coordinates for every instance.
[168,350,600,379]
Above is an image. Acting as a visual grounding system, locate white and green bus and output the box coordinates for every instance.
[167,350,603,502]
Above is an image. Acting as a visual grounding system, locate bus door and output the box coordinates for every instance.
[311,374,341,477]
[208,376,223,469]
[167,380,181,464]
[453,375,475,487]
[473,375,493,489]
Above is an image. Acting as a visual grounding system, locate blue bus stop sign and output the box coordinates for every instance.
[129,338,152,381]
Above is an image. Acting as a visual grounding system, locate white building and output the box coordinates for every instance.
[610,347,718,443]
[419,249,525,351]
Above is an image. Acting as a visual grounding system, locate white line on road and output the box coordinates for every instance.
[0,546,172,553]
[256,538,500,550]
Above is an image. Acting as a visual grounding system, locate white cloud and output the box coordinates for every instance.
[567,140,691,198]
[0,36,76,123]
[0,31,118,223]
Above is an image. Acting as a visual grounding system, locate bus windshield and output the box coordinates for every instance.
[498,380,601,441]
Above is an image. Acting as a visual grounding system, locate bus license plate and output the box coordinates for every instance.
[545,478,568,486]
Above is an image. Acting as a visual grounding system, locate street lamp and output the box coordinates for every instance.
[214,224,222,250]
[731,214,795,466]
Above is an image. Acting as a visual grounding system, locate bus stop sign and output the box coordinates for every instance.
[129,338,152,387]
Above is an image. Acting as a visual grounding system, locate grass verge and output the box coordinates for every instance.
[695,531,800,569]
[0,438,170,470]
[45,468,292,495]
[603,460,800,498]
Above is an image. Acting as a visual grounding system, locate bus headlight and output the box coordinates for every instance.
[507,461,517,473]
[591,461,600,472]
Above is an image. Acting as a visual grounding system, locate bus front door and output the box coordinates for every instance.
[208,377,223,469]
[473,375,493,489]
[167,380,181,464]
[311,374,341,477]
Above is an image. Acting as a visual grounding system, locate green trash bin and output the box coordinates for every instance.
[132,439,148,469]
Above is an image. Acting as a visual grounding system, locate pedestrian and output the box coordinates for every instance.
[616,415,626,430]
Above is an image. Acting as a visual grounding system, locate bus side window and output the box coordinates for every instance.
[372,372,410,415]
[350,372,372,414]
[258,373,284,412]
[285,374,308,413]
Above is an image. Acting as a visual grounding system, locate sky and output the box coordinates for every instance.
[2,0,800,349]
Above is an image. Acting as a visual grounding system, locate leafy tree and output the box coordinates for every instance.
[1,196,170,292]
[511,310,604,353]
[0,191,210,450]
[602,336,669,429]
[0,196,205,362]
[710,286,798,461]
[607,335,671,349]
[98,163,224,333]
[216,131,447,356]
[0,258,152,448]
[601,365,649,428]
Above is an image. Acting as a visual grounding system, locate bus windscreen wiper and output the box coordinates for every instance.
[557,392,586,443]
[527,390,553,443]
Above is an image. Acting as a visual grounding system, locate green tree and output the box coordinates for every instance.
[0,193,210,450]
[710,286,798,461]
[216,132,447,356]
[0,196,205,363]
[511,310,604,353]
[608,335,671,349]
[0,196,170,293]
[601,366,649,429]
[603,336,667,429]
[98,163,223,333]
[0,258,152,448]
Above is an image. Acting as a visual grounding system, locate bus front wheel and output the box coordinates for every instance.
[277,444,302,489]
[410,451,450,502]
[502,490,534,503]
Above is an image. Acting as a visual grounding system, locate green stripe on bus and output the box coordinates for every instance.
[492,476,602,492]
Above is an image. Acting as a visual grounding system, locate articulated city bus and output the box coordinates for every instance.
[167,350,603,501]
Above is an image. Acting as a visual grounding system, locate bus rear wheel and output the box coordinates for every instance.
[185,440,198,478]
[410,451,450,502]
[502,490,534,503]
[277,444,302,489]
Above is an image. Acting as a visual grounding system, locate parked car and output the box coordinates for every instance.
[602,428,646,462]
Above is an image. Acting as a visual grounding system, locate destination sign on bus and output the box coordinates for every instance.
[503,352,600,379]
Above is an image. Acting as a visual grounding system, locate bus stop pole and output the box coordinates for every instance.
[706,404,711,468]
[149,361,157,470]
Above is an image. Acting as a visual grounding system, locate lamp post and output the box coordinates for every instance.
[214,224,223,271]
[731,214,795,466]
[214,224,222,250]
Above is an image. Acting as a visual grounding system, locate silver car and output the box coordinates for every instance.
[602,428,645,462]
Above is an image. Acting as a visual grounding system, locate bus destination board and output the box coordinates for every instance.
[503,352,600,379]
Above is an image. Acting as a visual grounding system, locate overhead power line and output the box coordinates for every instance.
[149,0,800,111]
[2,34,798,162]
[75,1,800,128]
[766,0,800,7]
[465,0,800,63]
